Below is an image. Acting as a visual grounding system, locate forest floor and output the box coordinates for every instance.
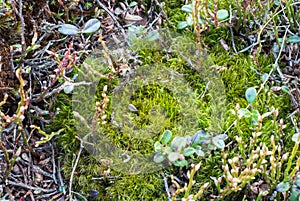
[1,0,300,200]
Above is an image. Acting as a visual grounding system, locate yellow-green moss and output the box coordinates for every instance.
[47,1,295,200]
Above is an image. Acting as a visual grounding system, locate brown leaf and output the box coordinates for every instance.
[124,13,143,21]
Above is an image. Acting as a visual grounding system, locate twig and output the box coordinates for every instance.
[7,180,56,193]
[95,0,128,45]
[21,159,57,182]
[19,0,26,58]
[31,81,92,103]
[51,144,58,184]
[256,2,300,55]
[154,0,174,28]
[68,140,84,199]
[237,40,266,53]
[229,5,237,53]
[200,81,210,99]
[57,159,66,195]
[163,175,171,201]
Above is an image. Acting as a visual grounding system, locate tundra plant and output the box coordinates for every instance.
[154,129,227,167]
[211,86,300,200]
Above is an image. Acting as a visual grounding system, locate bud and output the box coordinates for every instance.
[282,153,289,161]
[232,157,239,163]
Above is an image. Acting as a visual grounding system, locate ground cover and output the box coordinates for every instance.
[1,0,300,200]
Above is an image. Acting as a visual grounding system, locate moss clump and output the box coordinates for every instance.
[48,2,293,200]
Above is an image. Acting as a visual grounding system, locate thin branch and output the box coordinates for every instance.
[7,180,56,193]
[68,140,84,199]
[95,0,128,45]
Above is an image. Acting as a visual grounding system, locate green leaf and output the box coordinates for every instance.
[261,73,268,82]
[191,131,201,146]
[238,108,251,118]
[282,86,290,93]
[63,83,74,94]
[186,15,193,26]
[198,130,211,145]
[181,4,193,13]
[294,175,300,188]
[217,9,229,21]
[195,146,205,157]
[274,0,280,5]
[273,43,279,53]
[290,185,300,201]
[197,15,206,25]
[160,130,172,145]
[245,87,257,103]
[292,133,300,142]
[183,147,195,157]
[171,136,187,151]
[163,146,173,154]
[146,30,159,41]
[59,185,66,193]
[215,134,228,141]
[212,136,225,149]
[208,143,216,150]
[276,182,290,192]
[168,152,180,162]
[154,141,162,152]
[288,35,300,43]
[82,19,101,34]
[173,159,188,167]
[251,109,260,125]
[58,24,79,35]
[129,1,138,7]
[177,21,188,29]
[153,152,166,163]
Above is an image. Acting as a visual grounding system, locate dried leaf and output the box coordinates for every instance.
[124,13,143,21]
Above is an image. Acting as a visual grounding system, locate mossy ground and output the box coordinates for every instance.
[48,1,294,200]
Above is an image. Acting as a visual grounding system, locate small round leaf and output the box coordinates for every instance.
[238,108,252,118]
[245,87,257,103]
[160,130,172,145]
[82,19,101,34]
[195,146,205,157]
[212,136,225,149]
[292,133,300,142]
[58,24,79,35]
[276,182,290,192]
[173,159,188,167]
[63,84,74,94]
[177,21,188,29]
[288,35,300,43]
[129,1,138,7]
[181,4,193,13]
[154,141,162,152]
[186,15,193,26]
[217,9,229,21]
[183,147,195,157]
[153,152,166,163]
[171,136,187,151]
[146,30,160,42]
[168,152,180,162]
[282,86,290,93]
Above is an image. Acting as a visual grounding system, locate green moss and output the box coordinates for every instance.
[46,2,295,200]
[106,173,167,200]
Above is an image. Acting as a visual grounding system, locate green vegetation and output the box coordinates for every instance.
[1,0,300,200]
